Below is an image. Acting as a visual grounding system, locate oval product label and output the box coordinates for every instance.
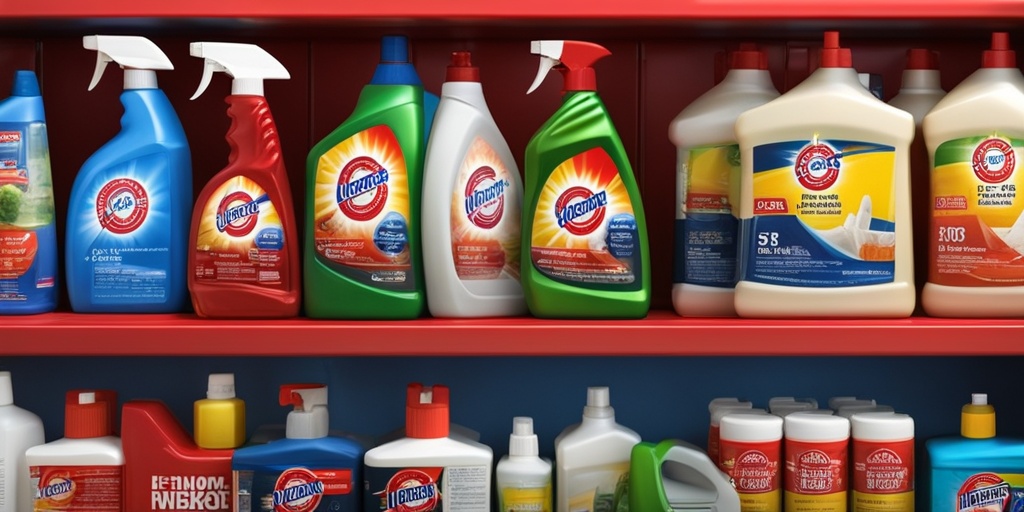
[194,177,287,288]
[384,469,440,512]
[31,465,124,511]
[531,147,639,287]
[96,178,149,235]
[273,468,324,512]
[784,438,847,512]
[930,134,1024,287]
[313,125,414,290]
[451,137,521,281]
[743,138,897,288]
[956,473,1011,512]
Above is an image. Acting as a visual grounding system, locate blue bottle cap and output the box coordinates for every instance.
[381,35,410,63]
[12,70,40,97]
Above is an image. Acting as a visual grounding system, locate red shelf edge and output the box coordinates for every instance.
[4,311,1023,357]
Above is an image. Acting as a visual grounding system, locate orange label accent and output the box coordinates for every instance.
[31,465,123,511]
[0,230,37,278]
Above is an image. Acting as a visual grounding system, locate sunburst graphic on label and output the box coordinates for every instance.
[532,148,632,249]
[314,125,409,239]
[197,177,281,253]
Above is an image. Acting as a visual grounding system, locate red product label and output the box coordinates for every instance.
[720,439,782,494]
[930,215,1024,286]
[754,198,790,214]
[707,425,722,466]
[273,468,352,512]
[0,230,37,278]
[957,473,1011,512]
[31,465,124,511]
[785,439,848,495]
[852,439,913,495]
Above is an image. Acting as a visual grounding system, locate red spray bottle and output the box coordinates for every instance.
[187,42,300,317]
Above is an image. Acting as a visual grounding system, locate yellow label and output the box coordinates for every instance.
[785,490,847,512]
[739,489,782,512]
[500,486,551,512]
[851,490,913,512]
[683,144,740,215]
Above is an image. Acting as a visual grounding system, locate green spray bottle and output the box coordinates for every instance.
[522,40,650,318]
[305,35,426,319]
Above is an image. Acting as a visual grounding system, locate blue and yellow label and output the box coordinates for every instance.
[675,144,741,288]
[742,139,897,287]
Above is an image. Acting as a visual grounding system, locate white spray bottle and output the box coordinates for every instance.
[421,51,525,317]
[497,417,552,512]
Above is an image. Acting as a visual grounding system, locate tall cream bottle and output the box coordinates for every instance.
[922,32,1024,317]
[735,31,915,317]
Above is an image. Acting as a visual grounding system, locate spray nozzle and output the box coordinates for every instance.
[83,35,173,91]
[527,40,610,94]
[189,42,290,100]
[279,383,327,412]
[508,416,539,457]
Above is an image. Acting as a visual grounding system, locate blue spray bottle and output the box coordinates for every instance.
[0,71,58,314]
[66,35,192,313]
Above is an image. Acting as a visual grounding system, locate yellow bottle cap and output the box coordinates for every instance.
[961,393,995,439]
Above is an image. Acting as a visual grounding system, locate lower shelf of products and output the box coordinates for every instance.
[4,310,1023,356]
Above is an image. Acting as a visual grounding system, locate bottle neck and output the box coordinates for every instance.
[225,95,281,167]
[900,69,941,91]
[124,69,158,90]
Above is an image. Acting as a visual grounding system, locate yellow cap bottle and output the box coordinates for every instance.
[961,393,995,439]
[194,373,245,449]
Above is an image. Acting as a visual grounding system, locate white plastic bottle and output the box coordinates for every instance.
[922,32,1024,317]
[719,412,784,512]
[555,386,640,512]
[670,44,780,317]
[364,383,492,512]
[0,372,44,512]
[496,417,552,512]
[421,51,525,317]
[735,31,915,317]
[26,390,123,511]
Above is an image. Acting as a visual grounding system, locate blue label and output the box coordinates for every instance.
[676,214,738,288]
[374,212,408,256]
[254,227,284,251]
[606,213,637,260]
[740,216,895,287]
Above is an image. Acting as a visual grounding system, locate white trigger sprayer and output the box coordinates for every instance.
[189,42,290,100]
[527,40,610,94]
[83,35,174,91]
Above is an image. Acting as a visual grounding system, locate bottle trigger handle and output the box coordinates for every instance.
[528,56,559,94]
[191,59,229,100]
[88,52,113,91]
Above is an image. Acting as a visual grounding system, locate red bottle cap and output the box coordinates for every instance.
[820,31,852,68]
[406,383,449,439]
[983,32,1016,68]
[446,51,480,82]
[66,390,114,439]
[906,48,940,70]
[731,43,768,70]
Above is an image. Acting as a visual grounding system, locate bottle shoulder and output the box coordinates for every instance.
[365,436,493,465]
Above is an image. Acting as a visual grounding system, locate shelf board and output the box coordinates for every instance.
[1,0,1020,20]
[2,311,1022,356]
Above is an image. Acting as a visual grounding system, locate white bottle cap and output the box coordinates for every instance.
[712,405,764,426]
[973,393,988,405]
[207,373,236,399]
[851,412,914,441]
[769,396,818,410]
[0,371,12,406]
[829,396,875,410]
[708,397,747,412]
[509,416,539,457]
[770,402,816,416]
[721,412,783,443]
[284,385,329,439]
[785,412,850,442]
[79,391,96,404]
[583,387,614,419]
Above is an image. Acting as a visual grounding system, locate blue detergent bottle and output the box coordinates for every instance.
[66,35,192,313]
[926,393,1024,512]
[0,71,58,314]
[232,384,364,512]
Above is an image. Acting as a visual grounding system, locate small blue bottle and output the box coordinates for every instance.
[0,71,57,314]
[66,35,192,313]
[926,393,1024,512]
[232,384,364,512]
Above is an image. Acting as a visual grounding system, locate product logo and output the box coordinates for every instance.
[37,474,76,506]
[151,475,230,511]
[554,186,608,236]
[96,178,149,234]
[336,156,389,221]
[860,449,908,492]
[794,450,837,494]
[957,473,1011,512]
[0,131,20,143]
[215,191,262,237]
[795,143,842,191]
[972,138,1016,184]
[463,166,508,229]
[383,469,439,512]
[273,468,325,512]
[734,450,778,493]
